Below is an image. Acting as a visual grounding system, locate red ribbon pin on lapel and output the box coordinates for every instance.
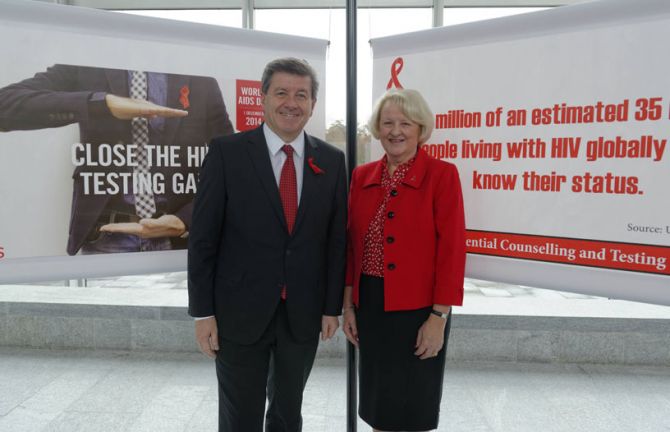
[308,157,325,175]
[179,85,190,109]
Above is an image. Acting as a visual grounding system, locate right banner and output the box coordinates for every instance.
[371,0,670,305]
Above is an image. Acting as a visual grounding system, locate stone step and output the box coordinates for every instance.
[2,300,669,365]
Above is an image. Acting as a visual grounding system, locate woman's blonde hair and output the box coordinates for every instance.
[368,89,434,144]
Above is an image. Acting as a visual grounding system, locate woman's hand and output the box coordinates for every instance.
[342,306,359,347]
[414,314,446,360]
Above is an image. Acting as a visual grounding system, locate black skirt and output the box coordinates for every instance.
[357,274,452,432]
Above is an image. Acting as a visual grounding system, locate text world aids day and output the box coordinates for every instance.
[236,80,264,132]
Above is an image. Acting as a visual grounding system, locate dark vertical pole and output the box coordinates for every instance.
[345,0,357,431]
[346,3,357,179]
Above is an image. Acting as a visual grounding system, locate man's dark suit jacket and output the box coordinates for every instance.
[187,125,347,344]
[0,64,233,254]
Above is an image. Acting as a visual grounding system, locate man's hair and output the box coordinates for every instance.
[261,57,319,101]
[368,88,434,144]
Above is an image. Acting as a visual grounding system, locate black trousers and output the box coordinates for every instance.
[215,301,319,432]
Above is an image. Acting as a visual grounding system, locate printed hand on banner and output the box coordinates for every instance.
[105,94,188,120]
[100,214,186,238]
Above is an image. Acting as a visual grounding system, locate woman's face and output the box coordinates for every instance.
[378,102,421,164]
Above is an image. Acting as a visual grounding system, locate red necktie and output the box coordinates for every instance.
[279,145,298,299]
[279,145,298,233]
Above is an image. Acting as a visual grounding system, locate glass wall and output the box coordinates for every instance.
[120,9,243,27]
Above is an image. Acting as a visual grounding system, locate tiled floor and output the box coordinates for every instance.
[0,348,669,432]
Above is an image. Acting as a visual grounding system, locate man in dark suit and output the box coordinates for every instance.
[188,58,347,432]
[0,64,233,254]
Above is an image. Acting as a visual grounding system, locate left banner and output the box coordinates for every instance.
[0,0,327,282]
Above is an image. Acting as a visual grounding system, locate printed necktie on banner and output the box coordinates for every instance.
[279,144,298,300]
[130,71,157,219]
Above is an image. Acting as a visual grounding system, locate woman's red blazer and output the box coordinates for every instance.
[346,148,466,311]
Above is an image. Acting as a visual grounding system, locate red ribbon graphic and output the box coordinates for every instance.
[179,85,190,109]
[386,57,404,90]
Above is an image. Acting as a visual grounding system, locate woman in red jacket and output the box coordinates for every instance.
[343,89,466,432]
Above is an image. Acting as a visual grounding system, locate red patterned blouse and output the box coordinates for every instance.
[361,155,416,277]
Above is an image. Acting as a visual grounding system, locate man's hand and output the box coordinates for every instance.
[321,315,339,341]
[195,317,219,359]
[341,308,358,347]
[414,314,446,360]
[100,214,186,238]
[105,94,188,120]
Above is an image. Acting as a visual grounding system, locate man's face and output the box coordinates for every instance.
[261,72,315,142]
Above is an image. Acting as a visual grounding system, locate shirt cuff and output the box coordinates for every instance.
[87,91,112,118]
[194,315,214,321]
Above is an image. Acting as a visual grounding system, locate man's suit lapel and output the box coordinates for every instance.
[246,127,288,231]
[293,133,319,235]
